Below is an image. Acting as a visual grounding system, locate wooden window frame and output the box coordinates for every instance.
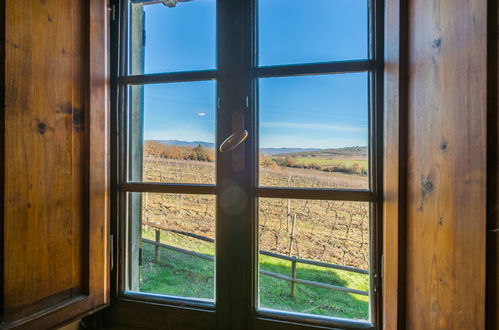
[108,0,384,328]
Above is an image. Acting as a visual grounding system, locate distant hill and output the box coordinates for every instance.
[155,140,215,149]
[277,146,368,159]
[259,147,321,155]
[149,140,366,157]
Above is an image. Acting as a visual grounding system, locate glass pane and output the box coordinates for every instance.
[128,81,216,184]
[128,0,216,75]
[258,0,368,66]
[258,198,370,320]
[259,73,369,190]
[128,192,216,301]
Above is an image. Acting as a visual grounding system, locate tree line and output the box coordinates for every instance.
[144,141,215,162]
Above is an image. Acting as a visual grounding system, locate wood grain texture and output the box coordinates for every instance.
[405,0,487,328]
[2,0,109,328]
[383,0,407,328]
[104,300,216,330]
[88,0,110,306]
[4,0,86,314]
[57,320,80,330]
[0,0,5,317]
[252,318,343,330]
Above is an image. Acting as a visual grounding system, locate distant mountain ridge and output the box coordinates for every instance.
[258,147,322,155]
[277,146,368,158]
[149,140,365,156]
[155,140,215,149]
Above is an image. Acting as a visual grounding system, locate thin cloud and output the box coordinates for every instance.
[261,122,364,131]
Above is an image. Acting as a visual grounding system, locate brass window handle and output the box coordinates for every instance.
[219,130,248,153]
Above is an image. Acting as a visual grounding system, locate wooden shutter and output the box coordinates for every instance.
[1,0,109,328]
[384,0,488,328]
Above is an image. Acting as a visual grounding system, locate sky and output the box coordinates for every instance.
[134,0,369,149]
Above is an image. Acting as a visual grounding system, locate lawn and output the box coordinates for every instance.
[139,229,370,321]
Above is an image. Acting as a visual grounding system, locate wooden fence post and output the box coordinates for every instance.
[291,258,297,298]
[178,194,183,215]
[154,229,161,263]
[289,214,297,256]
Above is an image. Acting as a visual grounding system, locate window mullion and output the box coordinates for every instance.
[216,0,253,329]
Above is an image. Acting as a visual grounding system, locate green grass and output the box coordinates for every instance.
[291,157,368,169]
[140,244,214,299]
[258,254,368,319]
[139,229,370,320]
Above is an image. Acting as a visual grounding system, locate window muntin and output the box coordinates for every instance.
[118,0,381,328]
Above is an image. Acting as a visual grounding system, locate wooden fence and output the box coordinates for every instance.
[142,222,369,297]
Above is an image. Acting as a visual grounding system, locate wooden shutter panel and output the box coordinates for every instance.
[1,0,109,328]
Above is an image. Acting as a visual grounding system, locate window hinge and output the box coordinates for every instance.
[108,3,116,21]
[381,253,383,278]
[110,234,114,271]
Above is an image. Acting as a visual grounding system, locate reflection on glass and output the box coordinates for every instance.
[128,81,216,184]
[128,0,216,74]
[258,0,368,66]
[258,198,370,320]
[130,192,216,301]
[259,73,369,190]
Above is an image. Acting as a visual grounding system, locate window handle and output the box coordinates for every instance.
[219,130,248,153]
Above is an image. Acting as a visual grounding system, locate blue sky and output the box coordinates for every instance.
[137,0,368,149]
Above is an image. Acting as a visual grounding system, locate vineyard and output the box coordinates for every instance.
[142,155,369,270]
[138,148,371,319]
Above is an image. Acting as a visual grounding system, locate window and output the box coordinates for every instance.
[115,0,383,328]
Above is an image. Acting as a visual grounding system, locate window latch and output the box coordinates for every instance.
[219,130,248,153]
